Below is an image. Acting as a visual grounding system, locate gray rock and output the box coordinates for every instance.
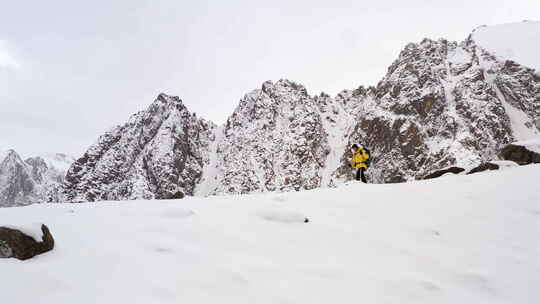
[0,224,55,260]
[0,240,13,258]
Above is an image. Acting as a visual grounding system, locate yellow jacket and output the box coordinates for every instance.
[351,149,369,169]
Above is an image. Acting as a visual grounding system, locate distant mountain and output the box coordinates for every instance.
[62,93,216,202]
[0,151,74,207]
[27,21,540,203]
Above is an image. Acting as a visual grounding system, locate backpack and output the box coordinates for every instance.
[364,147,372,166]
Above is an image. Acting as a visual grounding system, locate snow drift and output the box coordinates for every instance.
[1,165,540,303]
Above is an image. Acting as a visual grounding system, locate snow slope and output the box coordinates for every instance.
[473,21,540,71]
[1,165,540,303]
[513,136,540,154]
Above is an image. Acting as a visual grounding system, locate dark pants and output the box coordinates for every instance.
[355,168,367,183]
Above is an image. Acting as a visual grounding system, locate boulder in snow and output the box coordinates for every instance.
[0,224,55,260]
[423,167,465,180]
[499,140,540,165]
[467,163,500,175]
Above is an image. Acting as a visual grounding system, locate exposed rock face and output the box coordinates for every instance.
[0,151,72,207]
[63,94,216,202]
[340,37,538,183]
[0,224,55,260]
[423,167,466,180]
[210,80,330,195]
[0,151,36,207]
[60,26,540,202]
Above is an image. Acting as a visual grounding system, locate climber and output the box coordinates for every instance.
[350,144,370,183]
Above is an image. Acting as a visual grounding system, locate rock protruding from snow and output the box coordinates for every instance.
[63,93,216,202]
[423,167,465,180]
[0,224,55,260]
[467,162,500,175]
[499,137,540,165]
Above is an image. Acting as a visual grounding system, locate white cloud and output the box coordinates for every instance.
[0,40,20,70]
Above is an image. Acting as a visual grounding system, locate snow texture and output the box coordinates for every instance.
[257,209,308,223]
[2,223,45,241]
[472,21,540,71]
[513,136,540,154]
[488,160,520,169]
[1,165,540,303]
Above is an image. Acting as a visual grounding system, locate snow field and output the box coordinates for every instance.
[1,165,540,303]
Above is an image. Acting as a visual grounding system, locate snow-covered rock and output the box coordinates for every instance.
[0,224,55,260]
[467,162,500,175]
[63,93,216,202]
[499,136,540,165]
[423,167,465,180]
[208,80,331,195]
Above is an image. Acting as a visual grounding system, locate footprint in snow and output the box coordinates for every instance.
[160,208,195,220]
[257,210,309,223]
[272,195,286,202]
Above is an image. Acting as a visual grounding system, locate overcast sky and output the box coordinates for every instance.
[1,0,539,157]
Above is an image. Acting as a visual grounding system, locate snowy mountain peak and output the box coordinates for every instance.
[261,79,307,94]
[156,92,184,106]
[2,149,20,161]
[4,23,539,206]
[63,93,216,202]
[59,22,540,201]
[471,20,540,71]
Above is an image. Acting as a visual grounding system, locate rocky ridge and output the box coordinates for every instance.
[2,23,539,205]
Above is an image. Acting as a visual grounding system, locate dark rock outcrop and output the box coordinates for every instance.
[499,144,540,165]
[0,224,55,260]
[467,162,500,174]
[423,167,465,179]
